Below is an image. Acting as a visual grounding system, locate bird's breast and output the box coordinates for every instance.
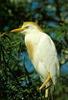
[25,34,40,61]
[25,41,34,60]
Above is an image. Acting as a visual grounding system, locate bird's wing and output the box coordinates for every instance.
[35,33,57,63]
[34,33,59,84]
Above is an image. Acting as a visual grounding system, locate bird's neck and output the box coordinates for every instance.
[25,29,41,66]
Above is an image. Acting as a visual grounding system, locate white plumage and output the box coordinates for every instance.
[11,22,60,98]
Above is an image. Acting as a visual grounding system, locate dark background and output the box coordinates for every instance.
[0,0,68,100]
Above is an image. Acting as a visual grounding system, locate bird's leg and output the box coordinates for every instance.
[45,88,49,98]
[39,73,51,90]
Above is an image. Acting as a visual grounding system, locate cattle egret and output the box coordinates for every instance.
[11,22,60,98]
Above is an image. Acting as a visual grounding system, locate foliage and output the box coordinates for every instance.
[0,0,68,100]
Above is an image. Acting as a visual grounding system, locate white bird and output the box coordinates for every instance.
[11,22,60,98]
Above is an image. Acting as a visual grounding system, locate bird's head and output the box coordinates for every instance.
[11,22,42,35]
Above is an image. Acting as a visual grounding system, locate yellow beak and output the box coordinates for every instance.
[10,27,24,32]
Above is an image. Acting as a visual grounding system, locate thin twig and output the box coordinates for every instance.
[0,32,6,37]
